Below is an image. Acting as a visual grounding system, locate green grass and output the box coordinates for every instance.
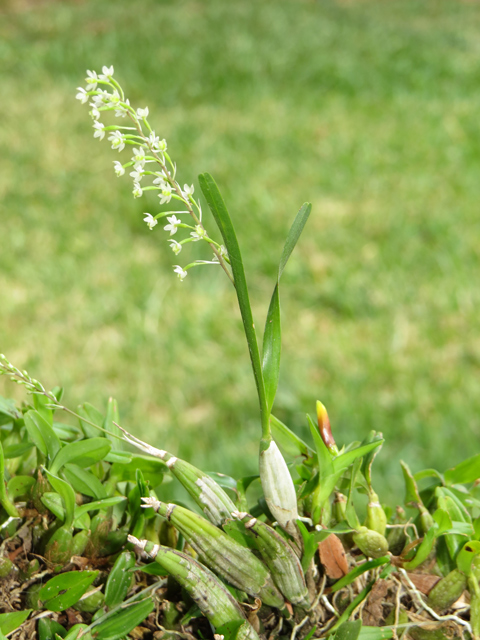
[1,0,480,502]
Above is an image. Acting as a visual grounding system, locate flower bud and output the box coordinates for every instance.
[316,401,338,455]
[259,439,298,536]
[365,490,387,536]
[352,526,389,558]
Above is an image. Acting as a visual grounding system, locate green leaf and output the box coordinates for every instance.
[39,571,99,611]
[333,440,383,475]
[41,492,65,520]
[2,441,34,459]
[52,422,81,442]
[360,431,383,488]
[63,464,107,499]
[278,203,311,278]
[103,397,123,452]
[7,475,36,499]
[358,628,393,640]
[433,508,452,536]
[270,413,314,458]
[333,619,362,640]
[74,496,127,519]
[110,455,165,485]
[0,440,20,517]
[94,598,154,640]
[297,520,319,573]
[104,551,136,608]
[261,202,311,412]
[456,541,480,575]
[0,610,32,635]
[24,410,62,460]
[137,563,169,576]
[77,402,104,439]
[38,618,67,640]
[104,451,132,464]
[403,527,436,570]
[44,469,76,528]
[62,624,92,640]
[199,172,268,435]
[445,453,480,486]
[50,438,112,475]
[0,397,22,421]
[262,283,281,412]
[401,460,423,506]
[331,557,390,593]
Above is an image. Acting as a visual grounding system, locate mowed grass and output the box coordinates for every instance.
[1,0,480,502]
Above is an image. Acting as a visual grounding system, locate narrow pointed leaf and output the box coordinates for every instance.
[44,469,76,528]
[94,598,154,640]
[262,203,311,412]
[445,453,480,486]
[24,410,61,460]
[278,203,311,279]
[270,414,314,458]
[199,172,267,430]
[262,284,281,412]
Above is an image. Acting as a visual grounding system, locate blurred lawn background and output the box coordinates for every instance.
[1,0,480,503]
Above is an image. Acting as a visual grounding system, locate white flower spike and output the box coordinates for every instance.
[143,213,158,230]
[136,107,149,118]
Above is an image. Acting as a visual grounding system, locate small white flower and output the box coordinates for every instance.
[113,161,125,177]
[129,169,144,182]
[148,132,160,149]
[164,215,181,235]
[153,176,168,189]
[174,265,188,281]
[108,130,125,152]
[157,138,167,152]
[107,89,120,106]
[169,240,182,255]
[131,148,145,171]
[190,225,206,241]
[158,185,173,205]
[219,245,228,258]
[85,70,98,90]
[183,184,194,198]
[132,182,143,198]
[143,213,158,230]
[76,87,88,104]
[92,90,108,107]
[89,103,101,120]
[136,107,149,119]
[93,121,105,140]
[99,65,114,80]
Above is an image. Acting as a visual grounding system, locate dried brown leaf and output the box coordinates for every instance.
[318,533,349,579]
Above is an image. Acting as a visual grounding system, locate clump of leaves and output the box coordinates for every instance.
[1,67,479,640]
